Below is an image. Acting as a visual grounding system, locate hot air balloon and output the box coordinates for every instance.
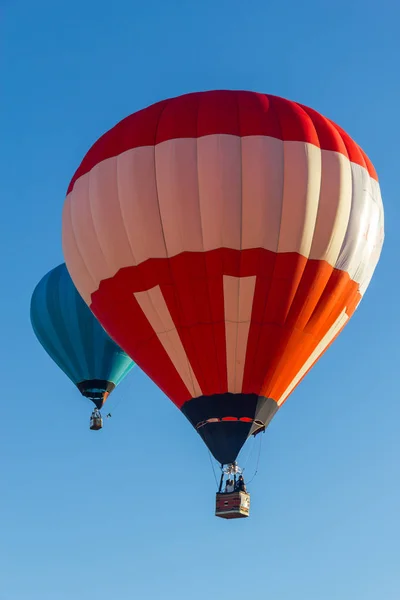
[62,90,384,516]
[30,263,135,430]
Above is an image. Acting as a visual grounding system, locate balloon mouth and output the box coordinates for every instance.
[181,393,278,465]
[77,380,115,409]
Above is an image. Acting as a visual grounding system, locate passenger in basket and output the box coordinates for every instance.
[236,475,247,493]
[225,479,235,493]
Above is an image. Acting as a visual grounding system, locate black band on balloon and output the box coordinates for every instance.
[76,379,115,409]
[181,393,278,465]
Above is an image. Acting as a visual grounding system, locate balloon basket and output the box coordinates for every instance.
[215,491,250,519]
[90,411,103,431]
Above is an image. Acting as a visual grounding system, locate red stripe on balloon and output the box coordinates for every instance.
[90,248,360,409]
[67,91,377,193]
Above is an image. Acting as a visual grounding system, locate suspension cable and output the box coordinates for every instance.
[208,450,220,489]
[241,436,257,473]
[246,433,264,485]
[103,369,139,418]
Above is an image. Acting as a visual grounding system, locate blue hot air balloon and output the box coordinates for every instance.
[30,263,135,429]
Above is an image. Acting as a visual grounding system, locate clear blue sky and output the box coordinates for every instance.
[1,1,399,598]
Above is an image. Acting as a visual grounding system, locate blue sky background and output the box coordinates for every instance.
[1,1,399,598]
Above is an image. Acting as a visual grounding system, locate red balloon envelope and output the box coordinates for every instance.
[62,90,384,465]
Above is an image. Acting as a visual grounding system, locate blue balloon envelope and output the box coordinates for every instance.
[30,263,134,409]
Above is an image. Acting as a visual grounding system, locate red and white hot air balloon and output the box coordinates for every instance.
[62,90,384,469]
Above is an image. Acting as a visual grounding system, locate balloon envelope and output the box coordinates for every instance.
[62,90,384,463]
[30,263,134,408]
